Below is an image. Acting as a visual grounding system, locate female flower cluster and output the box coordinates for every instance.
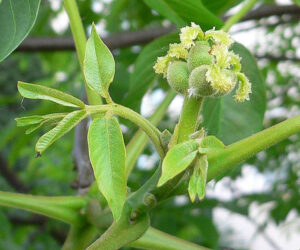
[153,23,251,102]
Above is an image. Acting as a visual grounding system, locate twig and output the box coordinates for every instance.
[17,26,176,52]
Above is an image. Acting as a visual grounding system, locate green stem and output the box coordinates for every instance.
[87,204,150,250]
[207,114,300,180]
[0,191,88,225]
[63,0,101,106]
[62,225,100,250]
[130,227,209,250]
[223,0,259,32]
[153,96,202,201]
[126,90,176,176]
[86,104,165,158]
[175,95,203,144]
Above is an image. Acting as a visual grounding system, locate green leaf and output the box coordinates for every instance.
[202,0,243,15]
[15,115,44,127]
[124,33,179,111]
[84,24,115,99]
[188,155,208,202]
[202,43,266,144]
[0,0,40,62]
[143,0,185,27]
[25,123,44,135]
[143,0,223,29]
[88,117,126,221]
[199,136,225,154]
[36,110,87,154]
[293,0,300,7]
[158,140,199,187]
[196,155,208,200]
[15,113,67,127]
[18,82,85,108]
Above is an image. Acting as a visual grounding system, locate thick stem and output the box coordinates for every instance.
[63,0,101,105]
[86,104,165,158]
[223,0,260,31]
[126,90,176,176]
[62,225,100,250]
[130,227,209,250]
[175,95,203,144]
[207,114,300,180]
[87,204,150,250]
[0,191,88,225]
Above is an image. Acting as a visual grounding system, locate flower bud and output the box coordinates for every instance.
[187,41,213,72]
[167,61,189,94]
[188,66,216,97]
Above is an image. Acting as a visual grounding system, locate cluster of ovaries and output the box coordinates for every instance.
[153,23,251,102]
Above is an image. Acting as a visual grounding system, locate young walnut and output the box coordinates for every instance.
[153,23,252,102]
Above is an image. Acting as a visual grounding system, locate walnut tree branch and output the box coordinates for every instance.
[16,4,300,52]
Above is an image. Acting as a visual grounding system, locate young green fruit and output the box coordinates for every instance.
[187,41,213,72]
[167,61,189,94]
[188,66,215,97]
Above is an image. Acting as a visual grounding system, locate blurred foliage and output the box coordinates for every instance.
[0,0,299,249]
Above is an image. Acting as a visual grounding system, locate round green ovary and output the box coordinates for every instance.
[189,66,215,97]
[187,41,213,72]
[167,61,189,94]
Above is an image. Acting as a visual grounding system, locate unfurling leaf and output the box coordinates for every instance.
[16,115,44,127]
[198,135,225,154]
[18,82,85,108]
[84,24,115,99]
[88,117,126,221]
[188,155,208,202]
[16,113,68,135]
[36,110,87,154]
[158,140,198,187]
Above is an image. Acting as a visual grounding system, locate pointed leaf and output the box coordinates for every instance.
[199,136,225,154]
[158,140,199,187]
[188,155,208,201]
[188,170,197,202]
[26,123,44,135]
[0,0,40,62]
[196,155,208,200]
[88,117,126,221]
[18,82,85,108]
[84,24,115,98]
[15,115,44,127]
[143,0,223,29]
[36,110,87,154]
[16,113,67,127]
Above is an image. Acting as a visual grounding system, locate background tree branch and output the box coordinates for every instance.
[15,4,300,52]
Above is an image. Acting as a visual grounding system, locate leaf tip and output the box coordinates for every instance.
[157,177,165,187]
[35,152,41,158]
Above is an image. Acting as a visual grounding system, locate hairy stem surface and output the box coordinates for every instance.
[130,227,209,250]
[0,191,88,225]
[86,104,165,158]
[126,90,176,176]
[207,114,300,180]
